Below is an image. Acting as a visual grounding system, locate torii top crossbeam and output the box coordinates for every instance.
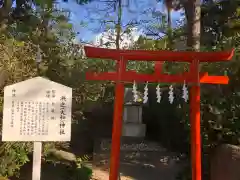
[84,46,234,62]
[84,45,234,180]
[84,46,234,85]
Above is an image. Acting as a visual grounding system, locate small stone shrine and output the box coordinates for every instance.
[122,88,146,137]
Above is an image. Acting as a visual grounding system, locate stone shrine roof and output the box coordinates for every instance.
[124,88,145,106]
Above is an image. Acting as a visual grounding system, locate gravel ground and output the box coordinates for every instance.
[92,151,185,180]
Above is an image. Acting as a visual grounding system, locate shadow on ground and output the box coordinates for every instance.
[93,140,186,180]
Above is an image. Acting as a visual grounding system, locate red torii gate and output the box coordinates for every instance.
[84,46,234,180]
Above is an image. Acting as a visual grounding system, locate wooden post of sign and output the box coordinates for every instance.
[33,47,42,180]
[32,142,42,180]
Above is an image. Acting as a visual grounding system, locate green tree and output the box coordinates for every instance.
[0,1,98,177]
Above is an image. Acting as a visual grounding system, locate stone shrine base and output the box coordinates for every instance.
[122,123,146,137]
[93,138,185,180]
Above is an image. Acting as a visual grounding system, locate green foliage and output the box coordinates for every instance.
[72,155,92,180]
[0,143,31,177]
[0,0,99,178]
[0,0,238,179]
[71,165,92,180]
[76,155,91,168]
[133,1,239,180]
[34,0,55,9]
[201,0,240,48]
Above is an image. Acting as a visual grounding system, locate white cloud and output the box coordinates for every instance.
[94,27,142,49]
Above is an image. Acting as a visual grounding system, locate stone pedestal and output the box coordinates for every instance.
[122,88,146,137]
[122,123,146,137]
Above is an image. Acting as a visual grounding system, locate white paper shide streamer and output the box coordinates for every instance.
[143,82,148,104]
[168,85,174,104]
[182,81,188,102]
[132,81,138,102]
[156,84,161,103]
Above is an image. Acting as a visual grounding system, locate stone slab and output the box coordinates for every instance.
[122,123,146,137]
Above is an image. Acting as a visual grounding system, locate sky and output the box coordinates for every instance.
[57,0,183,43]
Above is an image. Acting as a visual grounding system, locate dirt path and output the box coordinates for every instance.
[92,151,186,180]
[92,168,132,180]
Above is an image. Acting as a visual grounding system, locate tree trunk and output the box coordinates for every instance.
[0,0,13,23]
[167,8,172,50]
[116,0,122,50]
[183,0,201,51]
